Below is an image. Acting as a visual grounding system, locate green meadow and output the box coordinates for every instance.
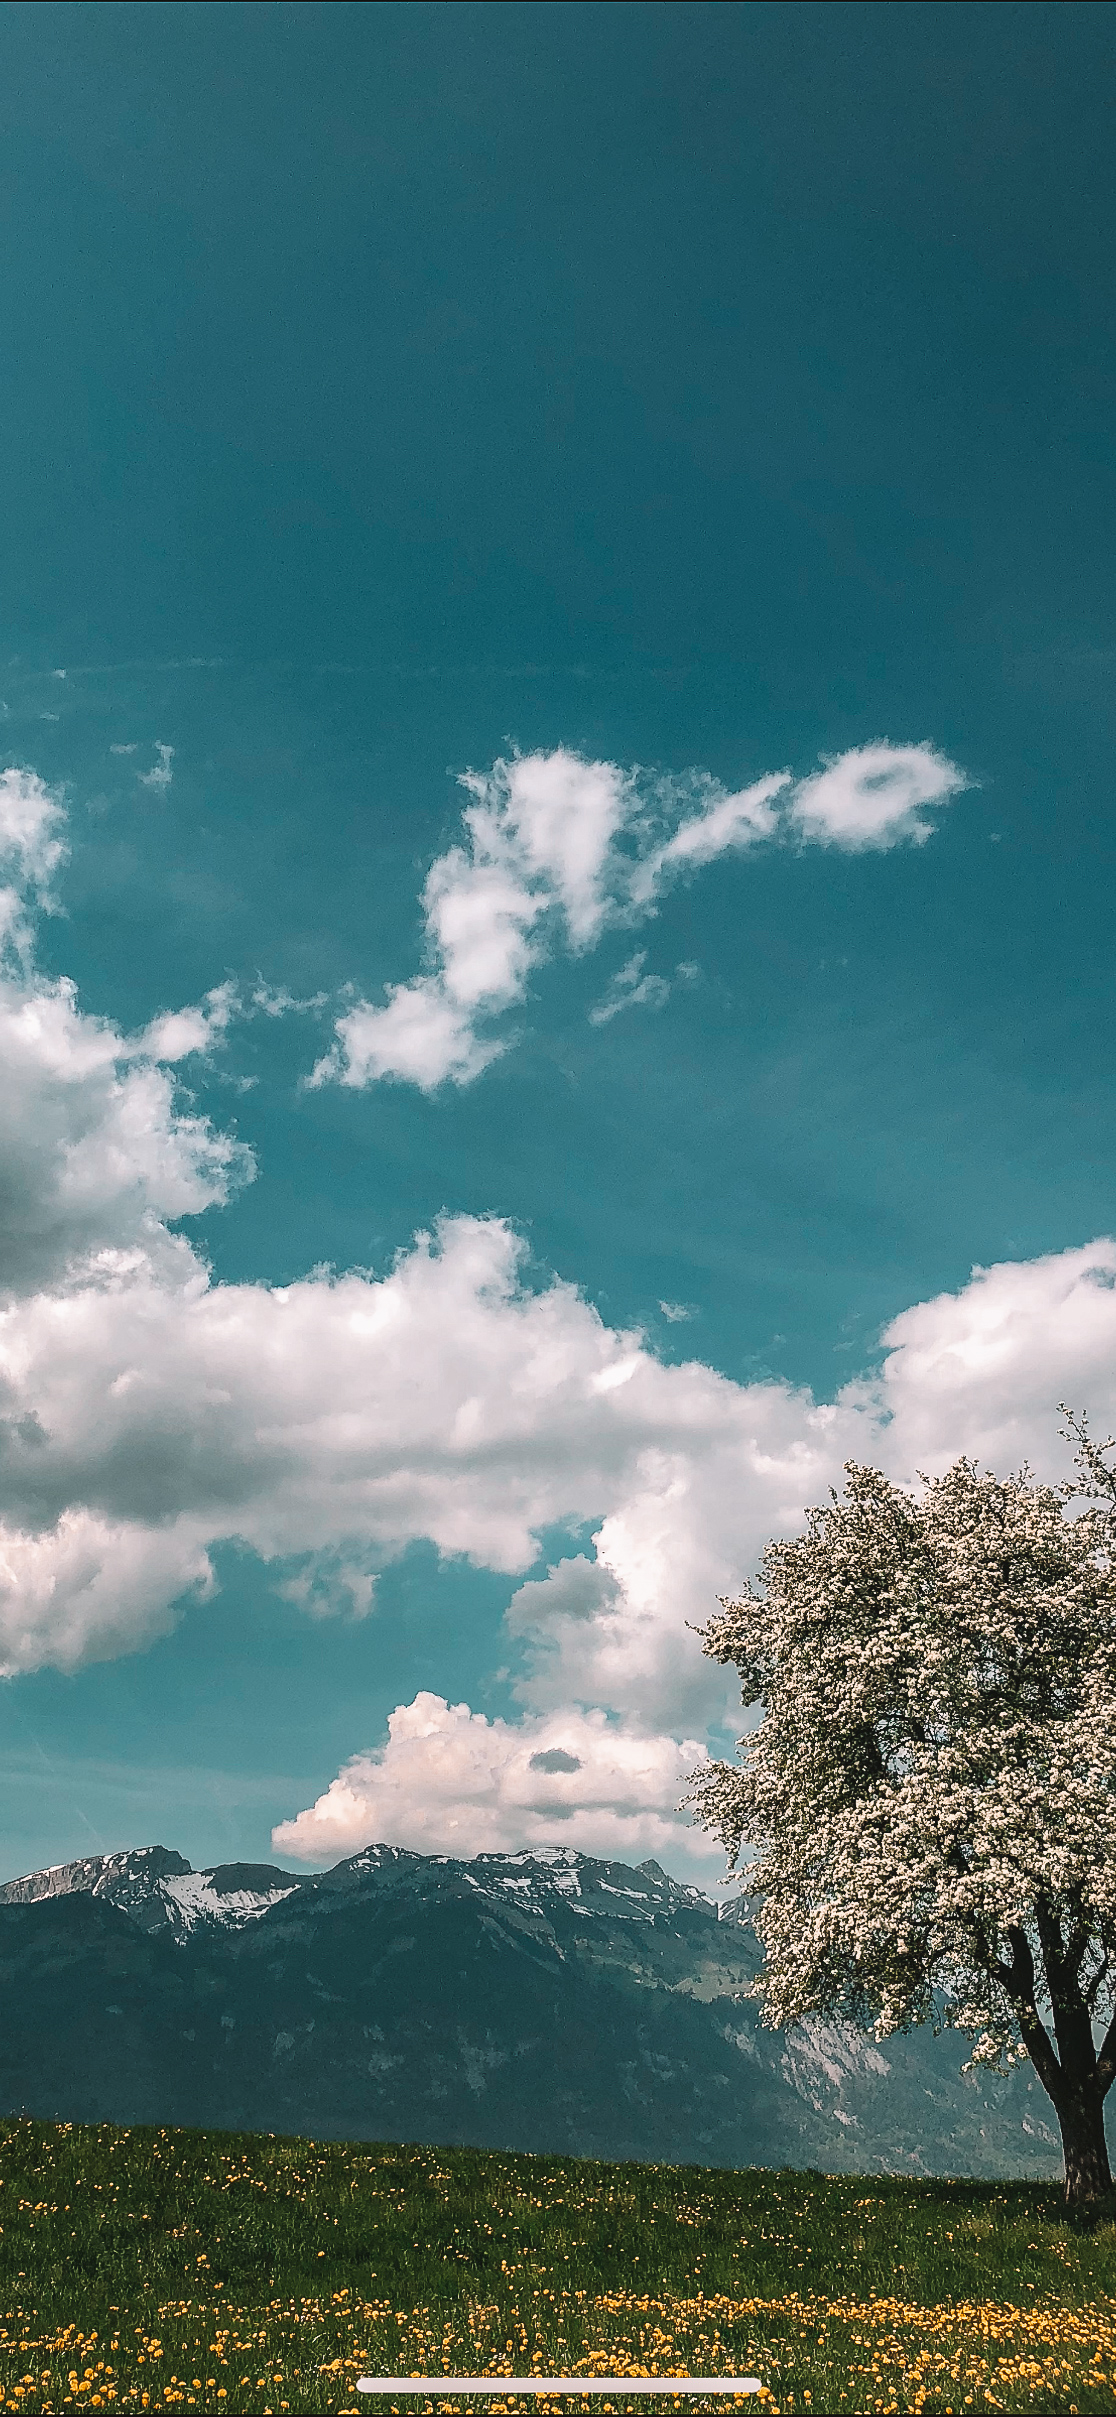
[0,2118,1114,2414]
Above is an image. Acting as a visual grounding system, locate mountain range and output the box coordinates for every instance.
[0,1840,1063,2176]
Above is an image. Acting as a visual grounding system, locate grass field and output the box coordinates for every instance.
[0,2120,1114,2415]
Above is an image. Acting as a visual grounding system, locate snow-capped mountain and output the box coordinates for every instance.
[0,1847,298,1938]
[0,1840,1061,2177]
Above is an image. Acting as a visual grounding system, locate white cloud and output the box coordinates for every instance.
[268,1239,1116,1868]
[588,952,672,1026]
[0,1210,857,1697]
[10,1170,1115,1716]
[0,972,249,1304]
[315,743,966,1091]
[311,750,627,1092]
[788,742,968,850]
[275,1552,377,1621]
[0,765,69,951]
[133,981,237,1064]
[138,744,175,793]
[272,1691,711,1868]
[629,773,788,905]
[250,982,329,1019]
[0,1509,215,1675]
[460,749,633,946]
[321,975,504,1092]
[865,1238,1116,1479]
[0,766,68,896]
[0,774,250,1307]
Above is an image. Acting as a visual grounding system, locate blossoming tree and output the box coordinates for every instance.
[690,1429,1116,2204]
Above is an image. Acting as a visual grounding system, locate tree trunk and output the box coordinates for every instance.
[1057,2089,1112,2208]
[1017,1912,1114,2207]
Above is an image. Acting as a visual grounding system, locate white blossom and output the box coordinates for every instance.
[689,1426,1116,2202]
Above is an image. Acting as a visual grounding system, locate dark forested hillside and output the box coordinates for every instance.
[0,1842,1061,2174]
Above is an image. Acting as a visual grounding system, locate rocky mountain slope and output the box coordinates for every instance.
[0,1845,299,1937]
[0,1841,1061,2175]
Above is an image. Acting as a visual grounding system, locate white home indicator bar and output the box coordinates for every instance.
[355,2383,763,2398]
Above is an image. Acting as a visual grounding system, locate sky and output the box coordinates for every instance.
[2,0,1116,1885]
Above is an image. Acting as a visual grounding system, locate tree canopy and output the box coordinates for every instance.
[690,1426,1116,2203]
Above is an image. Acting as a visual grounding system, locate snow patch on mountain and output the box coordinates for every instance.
[160,1870,299,1935]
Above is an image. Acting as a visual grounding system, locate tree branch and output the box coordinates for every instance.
[1064,1916,1092,1981]
[1094,2004,1116,2098]
[998,1924,1065,2103]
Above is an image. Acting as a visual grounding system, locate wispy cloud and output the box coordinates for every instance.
[138,743,175,792]
[251,981,329,1018]
[588,951,672,1026]
[312,740,967,1093]
[629,773,788,906]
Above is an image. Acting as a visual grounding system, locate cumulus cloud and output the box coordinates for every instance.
[864,1238,1116,1478]
[272,1691,711,1867]
[275,1552,377,1622]
[0,770,1093,1695]
[133,981,237,1064]
[267,1240,1116,1866]
[459,749,634,946]
[313,741,966,1092]
[0,1509,216,1675]
[6,1156,1115,1718]
[325,975,505,1092]
[0,972,250,1303]
[0,1210,861,1692]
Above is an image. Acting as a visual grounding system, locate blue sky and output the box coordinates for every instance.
[2,0,1116,1881]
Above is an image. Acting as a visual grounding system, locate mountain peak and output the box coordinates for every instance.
[0,1845,193,1909]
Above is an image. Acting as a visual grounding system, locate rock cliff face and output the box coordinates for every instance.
[0,1841,1060,2174]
